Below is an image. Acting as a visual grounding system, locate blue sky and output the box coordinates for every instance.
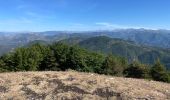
[0,0,170,31]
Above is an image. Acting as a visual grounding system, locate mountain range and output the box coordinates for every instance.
[1,29,170,47]
[0,29,170,69]
[60,36,170,69]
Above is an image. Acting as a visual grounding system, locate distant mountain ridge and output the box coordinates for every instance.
[60,36,170,69]
[1,29,170,47]
[0,28,170,55]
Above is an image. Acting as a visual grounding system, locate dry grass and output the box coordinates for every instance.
[0,71,169,100]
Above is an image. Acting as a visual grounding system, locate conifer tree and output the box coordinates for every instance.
[151,59,170,82]
[103,54,127,76]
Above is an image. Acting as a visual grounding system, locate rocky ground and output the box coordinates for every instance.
[0,71,170,100]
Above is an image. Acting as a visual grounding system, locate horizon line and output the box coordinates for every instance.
[1,28,170,33]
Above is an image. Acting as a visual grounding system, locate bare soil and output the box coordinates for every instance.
[0,71,169,100]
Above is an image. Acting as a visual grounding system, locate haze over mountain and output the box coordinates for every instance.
[1,0,170,99]
[1,29,170,55]
[1,29,170,69]
[1,0,170,56]
[60,35,170,69]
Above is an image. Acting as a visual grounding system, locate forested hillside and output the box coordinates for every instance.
[0,42,169,83]
[60,36,170,69]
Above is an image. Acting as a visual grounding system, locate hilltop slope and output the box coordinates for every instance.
[60,36,170,68]
[0,71,169,100]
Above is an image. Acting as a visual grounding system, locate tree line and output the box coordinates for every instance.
[0,43,169,83]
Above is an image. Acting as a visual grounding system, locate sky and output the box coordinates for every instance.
[0,0,170,31]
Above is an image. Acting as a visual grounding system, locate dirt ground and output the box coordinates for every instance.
[0,71,169,100]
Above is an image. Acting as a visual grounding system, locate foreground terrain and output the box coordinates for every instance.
[0,71,170,100]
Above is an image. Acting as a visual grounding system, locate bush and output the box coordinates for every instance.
[0,59,8,72]
[151,60,170,83]
[84,52,105,73]
[124,61,150,79]
[102,54,127,76]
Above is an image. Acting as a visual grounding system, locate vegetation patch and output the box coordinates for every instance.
[19,82,29,87]
[0,42,169,84]
[58,96,82,100]
[47,79,64,87]
[47,78,90,95]
[56,85,89,94]
[0,72,170,99]
[21,85,47,100]
[92,87,121,99]
[87,80,97,85]
[0,86,8,93]
[32,76,44,85]
[65,75,76,81]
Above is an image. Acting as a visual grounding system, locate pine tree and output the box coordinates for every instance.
[151,59,170,82]
[103,54,127,76]
[0,59,7,72]
[39,51,60,71]
[66,46,87,71]
[51,43,70,70]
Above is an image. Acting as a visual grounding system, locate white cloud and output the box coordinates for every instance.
[94,22,152,29]
[95,22,127,29]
